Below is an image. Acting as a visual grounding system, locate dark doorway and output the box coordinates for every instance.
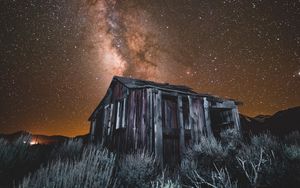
[162,95,180,168]
[210,108,234,137]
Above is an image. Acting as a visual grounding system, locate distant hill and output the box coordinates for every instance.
[240,106,300,136]
[1,107,299,142]
[0,131,69,144]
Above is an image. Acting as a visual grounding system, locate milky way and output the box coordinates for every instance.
[0,0,299,136]
[86,0,178,83]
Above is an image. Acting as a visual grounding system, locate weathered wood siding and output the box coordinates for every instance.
[188,96,207,144]
[91,79,241,167]
[106,88,156,154]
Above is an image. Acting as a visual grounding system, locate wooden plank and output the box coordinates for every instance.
[141,89,147,147]
[121,98,126,128]
[198,99,206,138]
[116,102,120,129]
[177,95,185,156]
[108,103,114,136]
[231,107,241,131]
[211,100,236,109]
[154,90,163,165]
[193,98,201,143]
[102,105,110,145]
[90,119,96,141]
[203,97,213,137]
[188,95,195,144]
[133,91,138,150]
[148,89,153,152]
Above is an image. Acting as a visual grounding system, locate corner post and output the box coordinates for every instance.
[177,95,185,159]
[154,90,163,166]
[203,97,213,137]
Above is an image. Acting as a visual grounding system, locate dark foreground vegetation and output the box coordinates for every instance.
[0,129,299,188]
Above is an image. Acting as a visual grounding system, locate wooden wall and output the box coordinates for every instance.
[93,81,241,166]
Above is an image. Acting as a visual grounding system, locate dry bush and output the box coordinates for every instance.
[19,145,116,188]
[118,150,159,188]
[0,135,48,187]
[236,134,286,187]
[180,136,231,186]
[220,128,243,154]
[151,172,181,188]
[284,131,300,146]
[284,144,300,160]
[188,165,237,188]
[50,139,84,161]
[193,136,227,157]
[0,135,32,170]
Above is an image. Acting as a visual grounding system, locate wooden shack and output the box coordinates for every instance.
[89,76,241,166]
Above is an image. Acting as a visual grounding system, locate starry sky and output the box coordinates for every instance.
[0,0,299,136]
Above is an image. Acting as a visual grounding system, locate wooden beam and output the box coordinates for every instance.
[115,102,120,129]
[188,96,195,144]
[231,107,241,132]
[121,98,126,128]
[203,97,213,137]
[210,100,236,109]
[108,103,114,136]
[149,89,153,152]
[154,90,163,166]
[177,95,185,157]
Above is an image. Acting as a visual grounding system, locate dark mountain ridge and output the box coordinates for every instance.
[240,106,300,136]
[0,107,299,141]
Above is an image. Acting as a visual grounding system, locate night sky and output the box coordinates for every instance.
[0,0,299,136]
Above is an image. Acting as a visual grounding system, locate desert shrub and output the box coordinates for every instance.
[284,144,300,161]
[220,128,243,155]
[19,145,116,188]
[193,136,227,157]
[220,128,242,144]
[236,133,287,187]
[250,133,279,152]
[50,138,84,161]
[283,144,300,186]
[181,136,232,186]
[0,135,48,187]
[0,135,31,170]
[187,165,237,188]
[284,131,300,145]
[118,150,159,188]
[151,172,181,188]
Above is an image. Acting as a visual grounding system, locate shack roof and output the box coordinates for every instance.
[113,76,198,95]
[88,76,241,121]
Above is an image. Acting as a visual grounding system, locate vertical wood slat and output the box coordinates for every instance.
[177,95,185,157]
[90,119,96,141]
[122,98,126,128]
[148,89,153,152]
[141,90,147,148]
[231,107,241,131]
[188,96,194,144]
[108,103,114,136]
[102,105,110,145]
[188,96,200,143]
[116,102,120,129]
[198,101,207,136]
[132,91,138,150]
[195,100,201,143]
[203,97,213,137]
[154,90,163,165]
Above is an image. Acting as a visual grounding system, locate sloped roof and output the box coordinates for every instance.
[113,76,241,104]
[88,76,241,121]
[114,76,200,95]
